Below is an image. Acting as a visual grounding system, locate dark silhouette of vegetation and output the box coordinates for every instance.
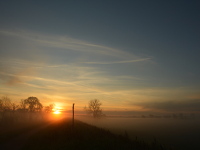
[0,96,19,123]
[44,103,55,113]
[0,96,18,111]
[22,97,43,112]
[85,99,105,118]
[0,96,54,125]
[19,97,43,121]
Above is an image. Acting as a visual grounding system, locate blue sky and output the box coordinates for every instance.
[0,0,200,113]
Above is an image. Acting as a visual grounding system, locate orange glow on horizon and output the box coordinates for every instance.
[53,110,61,114]
[53,106,62,115]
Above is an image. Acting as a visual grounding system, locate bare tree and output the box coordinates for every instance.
[0,96,19,123]
[85,99,104,118]
[0,96,12,111]
[0,96,12,122]
[45,104,55,113]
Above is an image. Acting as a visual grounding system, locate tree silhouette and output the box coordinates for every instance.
[45,104,55,113]
[0,96,12,122]
[19,99,28,112]
[0,96,19,123]
[0,96,12,111]
[85,99,104,118]
[23,97,43,112]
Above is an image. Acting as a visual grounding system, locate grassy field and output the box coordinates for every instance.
[0,119,174,150]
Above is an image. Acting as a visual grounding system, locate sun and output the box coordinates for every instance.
[53,109,60,114]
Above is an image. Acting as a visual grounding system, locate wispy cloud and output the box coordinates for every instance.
[0,58,72,69]
[0,68,36,86]
[82,58,151,65]
[0,71,113,96]
[0,29,157,110]
[135,99,200,112]
[0,29,139,59]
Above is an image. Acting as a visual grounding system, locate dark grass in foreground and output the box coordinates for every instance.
[1,119,174,150]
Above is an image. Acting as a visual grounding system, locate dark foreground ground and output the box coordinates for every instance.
[0,119,174,150]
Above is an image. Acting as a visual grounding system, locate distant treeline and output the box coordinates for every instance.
[106,113,196,119]
[0,96,54,125]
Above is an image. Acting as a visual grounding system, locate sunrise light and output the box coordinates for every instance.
[53,110,60,114]
[52,106,61,114]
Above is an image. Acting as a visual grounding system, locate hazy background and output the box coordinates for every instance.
[76,116,200,150]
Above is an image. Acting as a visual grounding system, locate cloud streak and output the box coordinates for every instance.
[0,29,139,59]
[0,71,114,96]
[0,67,36,86]
[0,29,159,111]
[82,58,151,65]
[134,99,200,112]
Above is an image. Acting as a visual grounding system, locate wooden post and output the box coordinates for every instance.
[72,103,75,127]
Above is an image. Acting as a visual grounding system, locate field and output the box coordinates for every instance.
[0,118,173,150]
[77,116,200,150]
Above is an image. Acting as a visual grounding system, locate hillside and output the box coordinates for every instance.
[1,119,172,150]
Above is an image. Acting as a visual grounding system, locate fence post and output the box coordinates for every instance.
[72,103,75,127]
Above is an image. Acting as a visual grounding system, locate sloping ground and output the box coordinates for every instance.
[0,121,52,150]
[1,119,173,150]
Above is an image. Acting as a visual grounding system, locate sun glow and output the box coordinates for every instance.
[52,107,61,114]
[53,110,60,114]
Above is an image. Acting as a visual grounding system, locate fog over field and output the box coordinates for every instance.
[77,116,200,150]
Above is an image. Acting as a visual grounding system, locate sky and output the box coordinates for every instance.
[0,0,200,114]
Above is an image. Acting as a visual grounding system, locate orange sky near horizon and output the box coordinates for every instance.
[1,1,200,115]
